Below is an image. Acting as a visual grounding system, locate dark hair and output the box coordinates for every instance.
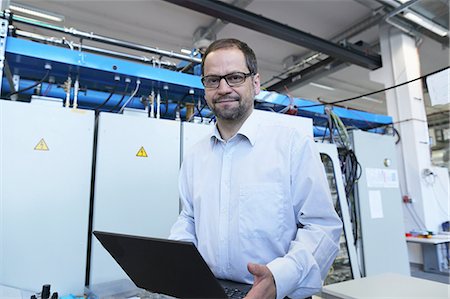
[201,38,258,76]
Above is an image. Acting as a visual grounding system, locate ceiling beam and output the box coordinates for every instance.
[162,0,382,70]
[194,0,254,45]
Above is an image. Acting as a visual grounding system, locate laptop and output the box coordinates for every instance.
[93,231,252,299]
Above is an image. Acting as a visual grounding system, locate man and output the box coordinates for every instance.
[169,38,342,299]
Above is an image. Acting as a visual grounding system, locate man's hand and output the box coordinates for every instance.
[244,263,276,299]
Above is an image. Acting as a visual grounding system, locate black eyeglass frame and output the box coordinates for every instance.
[201,72,254,88]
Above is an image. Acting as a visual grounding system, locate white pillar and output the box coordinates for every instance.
[0,0,10,11]
[370,24,440,233]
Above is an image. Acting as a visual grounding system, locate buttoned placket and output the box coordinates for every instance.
[217,139,234,276]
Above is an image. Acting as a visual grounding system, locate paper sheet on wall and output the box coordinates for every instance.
[369,190,384,219]
[366,168,399,188]
[426,68,450,106]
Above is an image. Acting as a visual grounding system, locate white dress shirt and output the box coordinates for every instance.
[170,110,342,299]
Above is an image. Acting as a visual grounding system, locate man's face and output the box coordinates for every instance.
[203,48,260,122]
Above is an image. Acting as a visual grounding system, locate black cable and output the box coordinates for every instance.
[337,146,361,245]
[324,108,362,248]
[194,99,207,123]
[7,70,50,98]
[94,82,119,110]
[321,125,329,143]
[109,82,130,112]
[163,89,169,117]
[332,117,348,148]
[392,127,401,144]
[299,66,449,108]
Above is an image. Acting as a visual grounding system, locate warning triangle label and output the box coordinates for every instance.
[34,138,49,151]
[136,146,148,157]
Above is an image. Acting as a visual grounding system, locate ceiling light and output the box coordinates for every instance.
[362,96,383,104]
[9,3,64,22]
[309,82,335,91]
[403,12,448,37]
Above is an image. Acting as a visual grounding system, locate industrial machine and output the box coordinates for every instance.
[0,10,398,296]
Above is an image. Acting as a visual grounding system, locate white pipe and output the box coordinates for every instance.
[64,77,71,108]
[73,78,79,109]
[156,91,161,119]
[150,90,155,118]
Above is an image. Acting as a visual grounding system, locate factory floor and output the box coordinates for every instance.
[313,263,449,299]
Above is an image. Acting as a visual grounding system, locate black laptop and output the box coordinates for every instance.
[93,231,252,299]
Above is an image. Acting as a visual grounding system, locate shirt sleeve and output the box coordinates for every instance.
[168,158,198,246]
[267,133,343,299]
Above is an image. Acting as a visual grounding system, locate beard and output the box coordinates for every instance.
[211,95,253,121]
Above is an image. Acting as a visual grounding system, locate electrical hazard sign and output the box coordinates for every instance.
[34,138,49,151]
[136,146,148,157]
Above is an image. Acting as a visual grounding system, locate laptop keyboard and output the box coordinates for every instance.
[223,287,248,299]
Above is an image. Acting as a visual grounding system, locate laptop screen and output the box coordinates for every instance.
[93,231,229,298]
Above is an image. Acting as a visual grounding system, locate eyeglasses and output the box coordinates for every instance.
[201,72,254,88]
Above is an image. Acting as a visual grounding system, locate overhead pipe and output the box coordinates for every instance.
[14,29,176,68]
[5,12,202,64]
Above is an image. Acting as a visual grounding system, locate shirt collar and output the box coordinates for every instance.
[209,110,259,147]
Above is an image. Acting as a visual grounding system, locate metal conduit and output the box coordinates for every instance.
[5,12,202,64]
[264,11,386,89]
[14,29,176,68]
[384,0,422,37]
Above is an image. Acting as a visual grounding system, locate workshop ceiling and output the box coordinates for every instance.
[8,0,450,120]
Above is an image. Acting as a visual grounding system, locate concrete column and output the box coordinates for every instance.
[370,24,441,233]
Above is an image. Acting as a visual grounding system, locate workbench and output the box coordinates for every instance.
[406,235,450,275]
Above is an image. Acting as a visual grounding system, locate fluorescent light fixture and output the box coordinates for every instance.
[394,0,448,36]
[309,82,335,91]
[362,96,383,104]
[180,48,192,55]
[403,12,448,37]
[9,3,64,22]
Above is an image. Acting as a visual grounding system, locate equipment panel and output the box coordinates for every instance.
[351,130,410,276]
[89,112,181,285]
[0,100,94,295]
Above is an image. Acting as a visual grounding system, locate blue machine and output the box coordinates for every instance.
[1,30,392,133]
[3,37,205,115]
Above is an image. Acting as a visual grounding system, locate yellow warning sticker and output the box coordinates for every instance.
[34,138,49,151]
[136,146,148,157]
